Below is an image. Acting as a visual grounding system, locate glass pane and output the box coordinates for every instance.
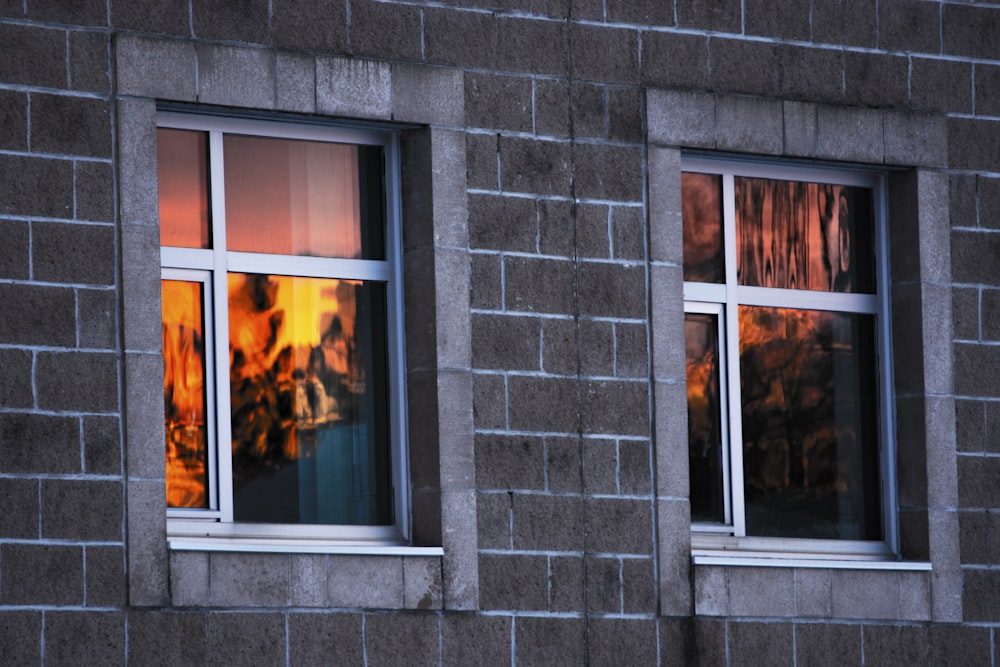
[735,177,874,293]
[162,280,209,509]
[739,306,881,540]
[682,172,725,283]
[158,128,211,249]
[224,135,385,260]
[228,273,391,525]
[686,312,726,523]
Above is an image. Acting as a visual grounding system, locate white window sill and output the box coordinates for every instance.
[168,537,443,556]
[692,552,931,571]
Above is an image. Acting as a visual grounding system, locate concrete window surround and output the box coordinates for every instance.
[647,90,960,622]
[115,36,478,611]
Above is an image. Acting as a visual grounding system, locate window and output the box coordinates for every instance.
[683,156,895,552]
[157,112,408,544]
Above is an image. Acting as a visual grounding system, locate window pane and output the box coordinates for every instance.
[228,273,392,525]
[224,135,386,260]
[162,280,209,509]
[735,177,874,293]
[739,306,881,540]
[682,172,725,283]
[686,312,726,523]
[157,129,211,249]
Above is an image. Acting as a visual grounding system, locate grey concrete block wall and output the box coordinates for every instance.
[0,0,998,662]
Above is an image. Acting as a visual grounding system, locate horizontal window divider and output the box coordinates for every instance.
[157,111,391,146]
[736,286,879,312]
[479,548,653,559]
[168,538,443,557]
[161,246,213,269]
[692,553,931,571]
[226,252,390,281]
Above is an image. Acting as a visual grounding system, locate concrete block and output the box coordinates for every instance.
[795,623,862,666]
[441,614,511,667]
[582,438,617,495]
[350,0,421,60]
[470,254,502,310]
[475,434,545,490]
[728,621,793,667]
[588,618,658,666]
[85,545,126,607]
[465,132,498,190]
[783,101,817,157]
[647,145,682,264]
[796,568,833,617]
[745,0,810,39]
[830,569,898,620]
[44,612,125,666]
[954,343,1000,400]
[515,617,585,666]
[272,0,347,52]
[813,0,876,47]
[274,51,315,114]
[581,379,649,437]
[469,193,535,253]
[42,480,123,542]
[777,45,845,105]
[210,553,289,607]
[208,612,286,666]
[641,31,707,89]
[0,90,26,151]
[648,89,715,148]
[693,565,728,616]
[862,625,929,666]
[574,143,644,202]
[508,375,578,433]
[433,250,473,369]
[129,480,169,605]
[424,6,496,69]
[479,553,548,611]
[546,436,582,494]
[288,612,363,665]
[0,153,73,218]
[36,351,117,413]
[884,112,948,169]
[0,349,32,408]
[316,56,391,120]
[710,39,779,97]
[33,221,115,285]
[578,261,645,318]
[729,567,795,616]
[929,625,992,666]
[0,479,37,539]
[440,489,480,610]
[844,51,909,108]
[0,218,28,281]
[911,57,972,114]
[403,556,442,610]
[128,611,208,666]
[586,497,653,555]
[534,78,570,137]
[290,555,328,607]
[169,550,210,607]
[497,16,567,77]
[499,136,571,195]
[328,555,402,608]
[197,44,274,109]
[586,556,621,613]
[899,571,931,621]
[0,413,79,474]
[465,72,531,134]
[816,105,884,164]
[512,493,583,551]
[121,224,162,352]
[622,557,656,613]
[649,264,685,381]
[504,255,575,315]
[393,64,464,126]
[476,491,511,549]
[0,23,66,88]
[31,94,110,158]
[657,498,692,614]
[115,35,196,100]
[112,0,189,34]
[124,351,167,479]
[0,544,83,605]
[192,0,269,43]
[715,94,782,155]
[548,555,584,612]
[365,613,440,667]
[78,288,117,350]
[943,3,1000,60]
[878,0,940,53]
[116,97,157,227]
[948,117,1000,173]
[472,373,505,431]
[654,381,690,498]
[571,23,638,84]
[0,612,42,664]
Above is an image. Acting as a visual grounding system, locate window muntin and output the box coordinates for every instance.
[157,113,407,542]
[683,157,893,548]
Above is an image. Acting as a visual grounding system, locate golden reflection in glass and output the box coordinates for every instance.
[686,313,725,523]
[739,306,881,540]
[682,172,724,283]
[227,273,391,525]
[162,280,209,509]
[157,128,211,249]
[223,135,385,260]
[735,177,874,294]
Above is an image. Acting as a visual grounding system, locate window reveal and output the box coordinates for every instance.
[683,160,888,542]
[158,115,400,534]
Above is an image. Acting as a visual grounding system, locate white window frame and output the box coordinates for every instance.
[683,155,898,559]
[158,111,411,546]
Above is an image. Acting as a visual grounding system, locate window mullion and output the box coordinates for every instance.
[722,173,747,538]
[209,129,235,523]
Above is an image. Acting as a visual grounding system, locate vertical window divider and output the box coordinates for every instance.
[721,172,747,538]
[208,129,235,524]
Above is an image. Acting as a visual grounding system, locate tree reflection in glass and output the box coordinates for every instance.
[682,172,724,283]
[739,307,881,540]
[735,177,874,294]
[686,313,725,523]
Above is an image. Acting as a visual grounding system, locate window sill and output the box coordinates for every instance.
[168,537,443,557]
[692,552,931,571]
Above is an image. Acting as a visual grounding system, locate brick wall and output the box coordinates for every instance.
[0,0,997,663]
